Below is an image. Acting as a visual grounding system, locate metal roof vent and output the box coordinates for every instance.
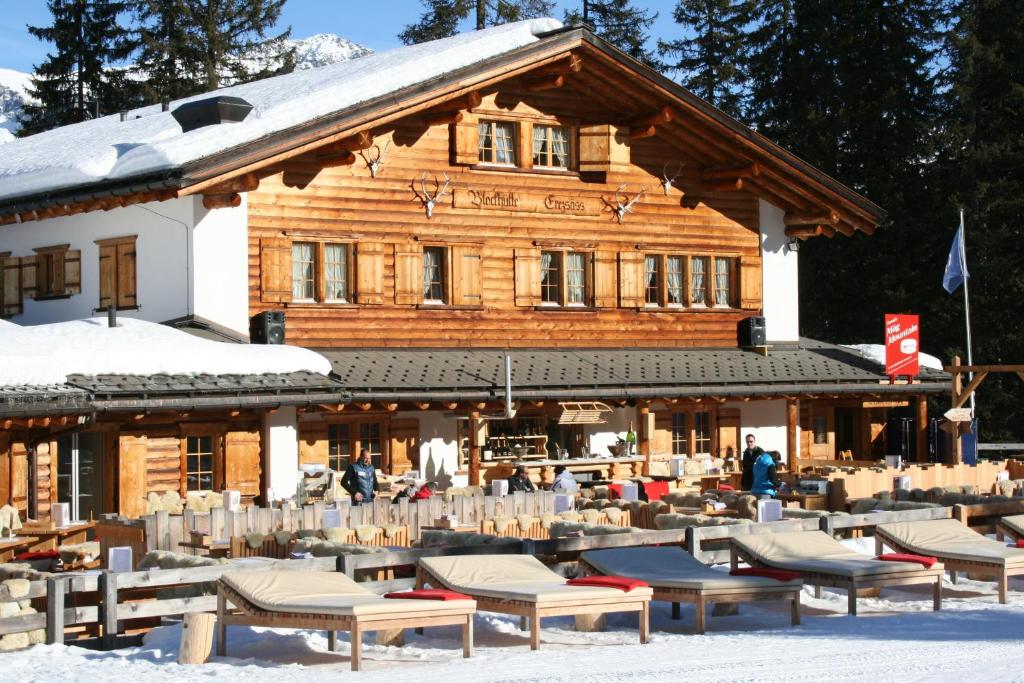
[171,95,253,133]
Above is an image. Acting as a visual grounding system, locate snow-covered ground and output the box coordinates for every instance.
[5,539,1024,682]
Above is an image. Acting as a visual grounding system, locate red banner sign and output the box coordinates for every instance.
[885,314,920,378]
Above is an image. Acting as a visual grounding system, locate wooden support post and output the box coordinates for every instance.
[951,356,963,465]
[468,410,482,486]
[99,570,118,650]
[574,613,606,632]
[178,613,216,664]
[375,628,405,646]
[915,395,928,462]
[216,591,227,656]
[638,404,651,476]
[786,398,798,464]
[45,576,65,645]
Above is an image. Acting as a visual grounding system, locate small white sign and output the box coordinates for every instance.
[944,408,973,422]
[757,499,783,523]
[322,508,342,529]
[222,490,241,512]
[491,480,509,497]
[669,457,686,478]
[108,546,133,572]
[885,455,903,469]
[554,494,574,513]
[51,503,70,528]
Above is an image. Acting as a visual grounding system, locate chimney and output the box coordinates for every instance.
[161,101,169,112]
[107,305,117,328]
[119,110,127,122]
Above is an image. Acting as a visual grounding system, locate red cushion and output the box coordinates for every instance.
[875,553,938,568]
[730,567,802,582]
[607,484,623,500]
[15,549,60,561]
[566,575,649,592]
[642,481,669,501]
[1015,539,1024,549]
[718,484,735,491]
[383,589,471,601]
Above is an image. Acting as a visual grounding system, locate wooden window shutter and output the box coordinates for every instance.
[592,250,618,308]
[618,251,644,308]
[63,249,81,295]
[578,124,630,173]
[451,244,482,306]
[259,237,292,303]
[451,112,479,165]
[2,256,22,316]
[298,423,329,467]
[393,243,423,305]
[118,434,149,518]
[356,241,384,305]
[224,430,261,501]
[513,247,541,307]
[98,245,115,309]
[115,242,137,308]
[739,255,762,310]
[20,256,37,300]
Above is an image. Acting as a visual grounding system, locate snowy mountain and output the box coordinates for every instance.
[0,34,372,142]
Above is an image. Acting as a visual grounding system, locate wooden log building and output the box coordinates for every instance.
[0,20,948,519]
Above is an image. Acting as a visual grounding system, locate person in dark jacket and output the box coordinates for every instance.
[751,450,782,499]
[741,434,765,491]
[507,465,537,492]
[340,449,379,505]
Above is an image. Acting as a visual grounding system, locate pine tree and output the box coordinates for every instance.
[133,0,293,99]
[399,0,555,45]
[563,1,659,67]
[20,0,137,135]
[658,0,748,116]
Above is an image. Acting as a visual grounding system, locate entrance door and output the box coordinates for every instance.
[834,408,859,457]
[57,432,106,521]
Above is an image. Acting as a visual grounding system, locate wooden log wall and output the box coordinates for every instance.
[247,84,762,348]
[0,438,55,519]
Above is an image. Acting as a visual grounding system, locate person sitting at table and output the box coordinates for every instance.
[751,450,782,500]
[507,465,537,493]
[550,465,578,493]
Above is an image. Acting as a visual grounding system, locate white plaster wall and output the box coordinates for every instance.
[413,410,462,488]
[585,407,636,457]
[265,406,299,501]
[190,196,250,335]
[759,199,800,343]
[0,197,193,326]
[730,399,794,464]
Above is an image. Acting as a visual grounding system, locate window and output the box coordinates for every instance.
[57,432,105,521]
[644,255,660,306]
[671,413,688,455]
[533,125,570,169]
[360,422,383,469]
[33,245,68,298]
[693,411,712,456]
[290,241,351,303]
[541,251,561,304]
[185,436,215,492]
[422,246,446,303]
[292,242,315,300]
[690,256,708,306]
[713,257,732,307]
[478,120,516,165]
[813,416,828,445]
[328,423,351,471]
[666,256,685,306]
[96,235,136,310]
[566,252,587,305]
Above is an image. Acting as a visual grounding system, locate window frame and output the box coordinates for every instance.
[33,244,69,299]
[182,434,218,494]
[478,119,518,166]
[667,407,718,458]
[327,423,351,472]
[289,240,354,305]
[641,253,738,310]
[422,245,447,304]
[532,123,572,170]
[540,249,593,308]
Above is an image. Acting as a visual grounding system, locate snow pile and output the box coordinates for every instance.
[842,343,944,371]
[0,317,331,386]
[0,18,562,200]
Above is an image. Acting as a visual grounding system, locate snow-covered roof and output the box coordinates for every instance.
[0,317,331,386]
[0,19,562,204]
[841,344,944,372]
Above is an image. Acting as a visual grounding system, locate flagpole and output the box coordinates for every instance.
[959,209,976,414]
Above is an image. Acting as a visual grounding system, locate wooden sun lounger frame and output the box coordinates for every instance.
[416,565,650,650]
[577,556,801,634]
[995,518,1024,544]
[874,526,1024,604]
[729,541,943,616]
[216,581,474,671]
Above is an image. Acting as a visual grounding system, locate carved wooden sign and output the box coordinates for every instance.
[453,188,601,216]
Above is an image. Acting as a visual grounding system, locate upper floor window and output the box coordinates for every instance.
[642,253,737,309]
[565,252,587,305]
[33,245,68,298]
[422,246,446,303]
[478,120,516,165]
[690,256,708,306]
[644,255,660,306]
[713,256,732,307]
[541,250,591,306]
[666,256,685,306]
[541,251,561,304]
[291,241,351,303]
[532,125,570,169]
[292,242,315,300]
[96,235,137,311]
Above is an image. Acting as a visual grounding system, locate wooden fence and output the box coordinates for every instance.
[811,461,1005,505]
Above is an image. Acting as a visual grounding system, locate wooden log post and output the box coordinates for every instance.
[99,571,119,650]
[45,576,65,645]
[638,403,651,476]
[786,399,798,465]
[178,612,217,664]
[951,356,963,464]
[468,410,482,486]
[915,395,928,463]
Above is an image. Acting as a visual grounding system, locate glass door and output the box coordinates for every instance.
[57,432,105,521]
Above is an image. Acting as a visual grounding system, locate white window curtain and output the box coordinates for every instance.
[690,257,707,305]
[495,122,515,163]
[423,247,442,300]
[324,244,348,300]
[715,257,730,305]
[478,121,492,161]
[667,256,683,305]
[550,127,569,168]
[567,252,585,304]
[644,255,659,304]
[292,242,314,299]
[532,126,547,164]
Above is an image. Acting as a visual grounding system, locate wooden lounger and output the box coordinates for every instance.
[876,518,1024,604]
[730,530,943,616]
[417,554,651,650]
[216,570,475,670]
[995,514,1024,544]
[580,546,802,633]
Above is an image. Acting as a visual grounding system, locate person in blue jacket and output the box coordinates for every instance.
[340,449,379,505]
[751,450,782,499]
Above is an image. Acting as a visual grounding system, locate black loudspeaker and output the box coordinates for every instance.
[250,310,285,344]
[739,316,767,347]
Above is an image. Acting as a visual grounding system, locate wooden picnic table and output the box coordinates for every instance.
[0,536,39,563]
[178,540,231,559]
[19,521,95,552]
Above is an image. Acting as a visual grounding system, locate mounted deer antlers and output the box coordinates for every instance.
[413,172,451,219]
[359,140,390,178]
[661,161,684,195]
[603,184,646,224]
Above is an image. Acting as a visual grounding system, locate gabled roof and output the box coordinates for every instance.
[0,20,883,237]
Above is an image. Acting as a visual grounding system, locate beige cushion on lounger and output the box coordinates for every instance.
[999,515,1024,538]
[420,554,652,603]
[732,530,938,579]
[877,519,1024,567]
[581,547,801,593]
[221,570,474,617]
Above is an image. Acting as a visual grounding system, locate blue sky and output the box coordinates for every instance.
[0,1,681,73]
